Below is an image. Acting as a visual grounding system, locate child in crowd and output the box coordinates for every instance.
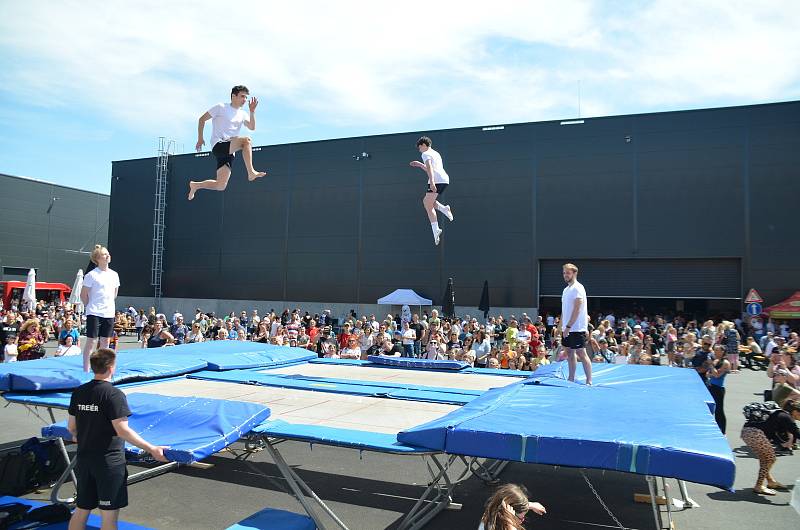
[3,335,18,363]
[479,483,545,530]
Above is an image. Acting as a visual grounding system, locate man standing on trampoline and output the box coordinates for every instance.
[188,85,266,200]
[409,136,453,245]
[561,263,592,385]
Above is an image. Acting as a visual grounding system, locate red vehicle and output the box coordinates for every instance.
[0,281,72,309]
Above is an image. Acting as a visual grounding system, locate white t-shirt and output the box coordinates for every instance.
[83,267,120,318]
[562,281,588,332]
[55,345,81,357]
[402,329,417,345]
[420,148,450,184]
[208,103,248,147]
[4,344,18,362]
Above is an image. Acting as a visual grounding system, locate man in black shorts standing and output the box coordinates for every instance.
[561,263,592,385]
[67,348,168,530]
[409,136,453,245]
[188,85,267,200]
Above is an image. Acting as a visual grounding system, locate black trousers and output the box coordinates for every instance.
[709,384,727,434]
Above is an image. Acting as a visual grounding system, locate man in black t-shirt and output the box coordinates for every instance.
[67,348,168,530]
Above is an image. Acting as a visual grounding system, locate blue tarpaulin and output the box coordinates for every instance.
[398,362,735,489]
[42,393,270,464]
[0,341,314,391]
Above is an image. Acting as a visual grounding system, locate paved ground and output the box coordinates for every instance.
[2,336,799,529]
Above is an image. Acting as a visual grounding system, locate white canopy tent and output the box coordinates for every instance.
[377,289,432,306]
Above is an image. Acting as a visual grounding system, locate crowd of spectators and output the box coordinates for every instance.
[110,305,800,375]
[2,299,798,380]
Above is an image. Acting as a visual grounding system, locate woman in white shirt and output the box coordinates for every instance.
[401,321,417,357]
[55,335,81,357]
[472,330,492,368]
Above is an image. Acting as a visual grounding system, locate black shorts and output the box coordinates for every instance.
[75,456,128,511]
[426,183,448,196]
[212,141,235,169]
[563,331,587,349]
[86,315,114,339]
[85,315,115,339]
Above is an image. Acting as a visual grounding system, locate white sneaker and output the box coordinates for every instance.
[443,205,454,222]
[433,228,443,245]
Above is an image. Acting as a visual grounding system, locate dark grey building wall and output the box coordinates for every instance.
[0,174,109,284]
[109,101,800,308]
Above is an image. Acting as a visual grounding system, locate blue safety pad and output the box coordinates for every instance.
[0,495,153,529]
[41,393,270,464]
[188,369,481,405]
[398,362,735,489]
[251,420,432,454]
[2,377,189,410]
[0,351,207,392]
[309,358,370,366]
[180,341,315,370]
[226,507,315,530]
[465,367,533,377]
[0,342,315,392]
[367,355,468,370]
[3,390,73,408]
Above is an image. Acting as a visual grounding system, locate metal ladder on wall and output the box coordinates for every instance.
[151,137,175,310]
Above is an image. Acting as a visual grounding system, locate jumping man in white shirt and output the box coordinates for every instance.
[409,136,453,245]
[188,85,267,200]
[561,263,592,385]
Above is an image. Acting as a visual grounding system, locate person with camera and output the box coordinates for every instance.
[691,336,715,382]
[767,350,800,406]
[425,334,446,360]
[17,319,47,361]
[741,399,800,495]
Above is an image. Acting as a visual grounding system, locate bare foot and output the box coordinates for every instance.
[188,182,196,201]
[248,171,267,181]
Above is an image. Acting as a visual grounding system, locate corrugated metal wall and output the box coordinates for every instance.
[108,101,800,307]
[0,174,109,284]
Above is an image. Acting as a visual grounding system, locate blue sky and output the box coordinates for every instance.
[1,1,798,195]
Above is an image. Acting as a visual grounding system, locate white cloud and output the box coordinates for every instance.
[0,0,798,148]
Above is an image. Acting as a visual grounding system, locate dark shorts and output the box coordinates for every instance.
[426,183,448,196]
[563,331,587,349]
[212,141,235,169]
[85,315,114,339]
[75,456,128,511]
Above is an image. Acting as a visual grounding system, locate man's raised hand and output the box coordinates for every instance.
[249,96,259,113]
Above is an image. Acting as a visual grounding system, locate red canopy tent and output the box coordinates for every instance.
[764,291,800,319]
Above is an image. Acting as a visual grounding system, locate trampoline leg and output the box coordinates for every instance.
[661,477,674,528]
[127,461,180,484]
[398,454,457,530]
[263,439,346,530]
[50,438,78,505]
[677,480,699,508]
[646,475,663,530]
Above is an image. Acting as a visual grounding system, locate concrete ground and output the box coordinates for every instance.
[2,335,799,529]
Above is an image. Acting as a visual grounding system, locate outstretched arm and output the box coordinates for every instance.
[196,112,211,151]
[245,97,259,131]
[112,418,169,462]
